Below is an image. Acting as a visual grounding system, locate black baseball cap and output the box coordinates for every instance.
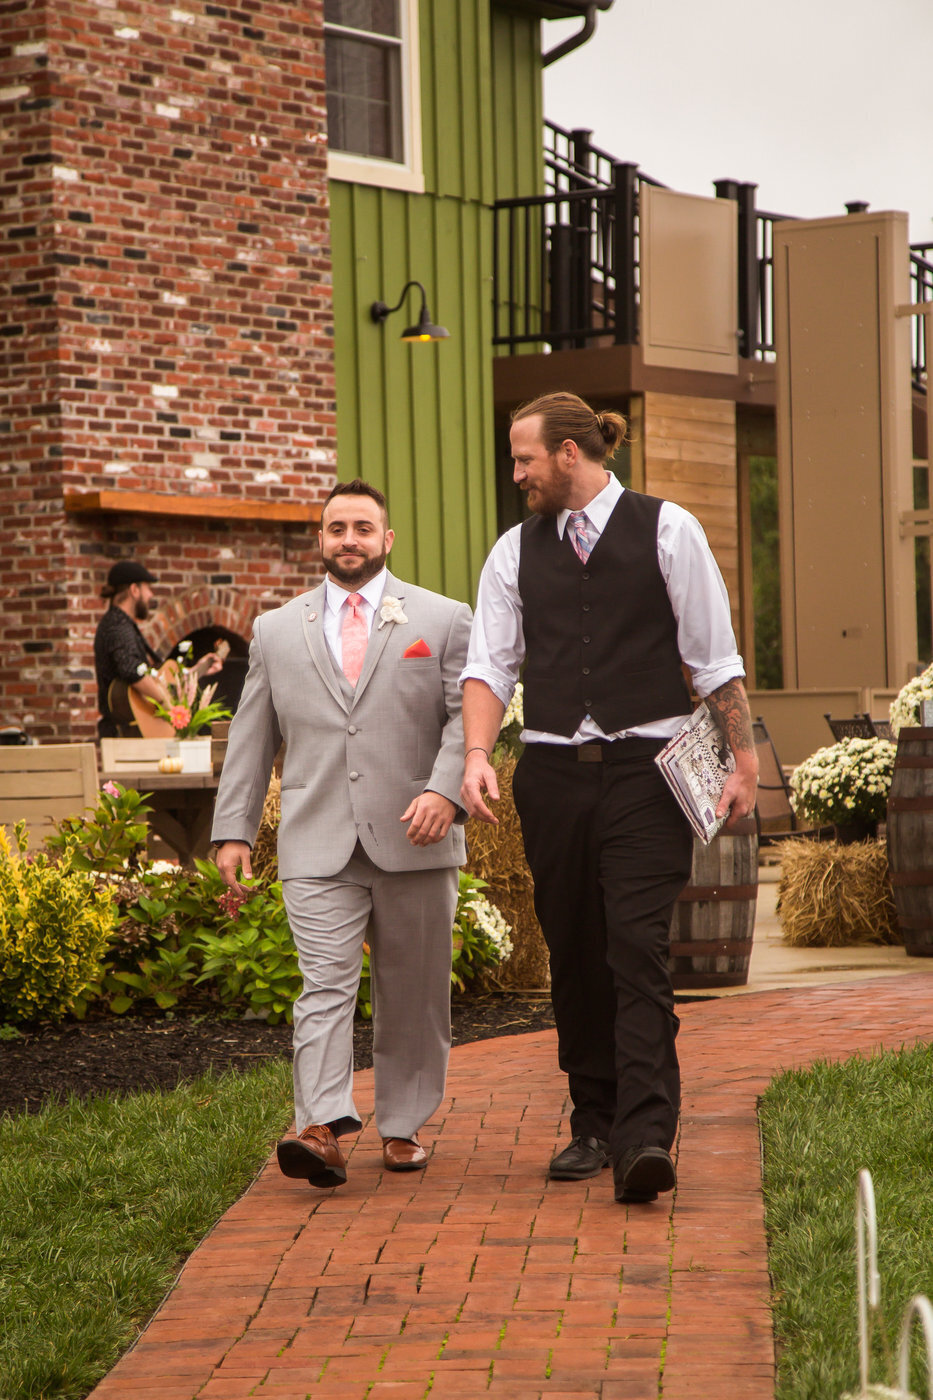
[105,560,158,590]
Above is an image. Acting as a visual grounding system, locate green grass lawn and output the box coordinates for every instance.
[761,1040,933,1399]
[0,1062,293,1400]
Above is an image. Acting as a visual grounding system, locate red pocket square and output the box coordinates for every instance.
[403,638,432,658]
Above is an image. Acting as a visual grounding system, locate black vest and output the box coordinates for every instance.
[517,490,691,738]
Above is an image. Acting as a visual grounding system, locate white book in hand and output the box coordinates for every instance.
[654,702,735,844]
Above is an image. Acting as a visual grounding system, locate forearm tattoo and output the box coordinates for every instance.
[706,678,754,756]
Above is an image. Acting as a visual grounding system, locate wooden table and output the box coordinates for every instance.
[101,768,218,867]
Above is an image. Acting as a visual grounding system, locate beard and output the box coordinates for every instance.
[522,462,574,517]
[322,543,388,588]
[134,597,152,621]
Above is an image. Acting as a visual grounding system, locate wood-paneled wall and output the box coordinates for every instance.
[640,392,740,635]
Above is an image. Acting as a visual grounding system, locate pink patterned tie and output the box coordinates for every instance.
[566,510,592,563]
[341,592,368,685]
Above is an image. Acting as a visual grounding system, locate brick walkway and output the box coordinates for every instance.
[88,975,933,1400]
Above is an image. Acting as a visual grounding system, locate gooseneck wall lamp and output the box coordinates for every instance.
[370,281,449,342]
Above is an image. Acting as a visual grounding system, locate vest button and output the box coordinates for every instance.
[582,667,590,676]
[583,636,590,644]
[581,572,590,580]
[582,603,590,611]
[348,725,357,734]
[349,771,360,780]
[584,699,593,708]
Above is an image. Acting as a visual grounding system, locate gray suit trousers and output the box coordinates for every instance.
[282,844,458,1140]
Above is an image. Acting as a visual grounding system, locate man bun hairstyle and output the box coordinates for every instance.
[512,391,626,463]
[321,477,389,524]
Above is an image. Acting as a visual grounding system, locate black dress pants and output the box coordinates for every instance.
[512,740,694,1162]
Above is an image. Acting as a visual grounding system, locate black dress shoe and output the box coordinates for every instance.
[613,1145,676,1203]
[548,1135,610,1180]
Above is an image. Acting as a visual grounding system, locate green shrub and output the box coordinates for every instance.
[45,781,152,874]
[0,825,117,1023]
[190,862,302,1024]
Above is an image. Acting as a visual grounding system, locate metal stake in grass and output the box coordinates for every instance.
[842,1168,933,1400]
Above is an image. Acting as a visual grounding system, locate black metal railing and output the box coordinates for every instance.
[496,120,932,387]
[494,123,665,352]
[910,244,932,395]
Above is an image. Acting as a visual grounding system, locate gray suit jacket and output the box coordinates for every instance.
[211,571,473,878]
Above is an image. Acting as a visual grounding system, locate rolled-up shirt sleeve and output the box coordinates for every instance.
[459,526,524,707]
[658,502,745,697]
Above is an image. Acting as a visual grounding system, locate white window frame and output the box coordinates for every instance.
[326,0,424,195]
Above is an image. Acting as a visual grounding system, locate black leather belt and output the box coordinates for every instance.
[531,737,667,763]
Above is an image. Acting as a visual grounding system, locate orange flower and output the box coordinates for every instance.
[169,704,192,730]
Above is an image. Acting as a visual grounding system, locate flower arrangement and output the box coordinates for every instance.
[789,737,896,827]
[890,662,933,735]
[145,642,231,739]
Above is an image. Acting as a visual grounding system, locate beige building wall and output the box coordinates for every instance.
[636,393,740,639]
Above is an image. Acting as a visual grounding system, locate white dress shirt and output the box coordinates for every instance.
[460,474,744,745]
[323,568,388,672]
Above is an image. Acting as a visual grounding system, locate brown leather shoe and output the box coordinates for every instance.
[276,1124,347,1187]
[382,1135,428,1171]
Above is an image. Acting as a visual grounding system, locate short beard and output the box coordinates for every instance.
[322,546,387,588]
[523,463,573,518]
[134,597,151,622]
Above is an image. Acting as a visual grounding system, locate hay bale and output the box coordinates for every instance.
[776,838,901,947]
[465,753,550,990]
[250,774,281,882]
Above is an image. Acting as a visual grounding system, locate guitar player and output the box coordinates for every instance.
[94,560,223,739]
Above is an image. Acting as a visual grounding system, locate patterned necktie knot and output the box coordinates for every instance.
[341,592,368,685]
[566,510,592,564]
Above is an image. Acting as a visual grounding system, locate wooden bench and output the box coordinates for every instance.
[0,743,99,851]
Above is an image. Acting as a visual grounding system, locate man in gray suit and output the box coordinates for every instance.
[213,479,472,1189]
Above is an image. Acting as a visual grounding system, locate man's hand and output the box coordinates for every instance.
[716,762,759,831]
[460,750,500,825]
[215,840,253,895]
[196,651,225,678]
[401,792,457,847]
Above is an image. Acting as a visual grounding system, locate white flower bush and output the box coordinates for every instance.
[501,682,524,731]
[464,894,514,963]
[890,662,933,735]
[789,737,896,826]
[451,872,513,991]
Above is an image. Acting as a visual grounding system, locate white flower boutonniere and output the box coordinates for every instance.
[378,596,408,629]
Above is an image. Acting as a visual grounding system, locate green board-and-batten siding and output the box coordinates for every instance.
[329,1,542,604]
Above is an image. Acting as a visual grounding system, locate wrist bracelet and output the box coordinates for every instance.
[465,746,489,759]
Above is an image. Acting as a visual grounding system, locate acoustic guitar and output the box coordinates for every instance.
[107,640,230,738]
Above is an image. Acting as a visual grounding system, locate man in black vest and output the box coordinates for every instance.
[460,391,758,1205]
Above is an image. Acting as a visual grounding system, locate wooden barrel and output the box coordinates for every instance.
[668,817,758,989]
[886,727,933,955]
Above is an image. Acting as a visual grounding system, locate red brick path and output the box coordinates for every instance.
[88,975,933,1400]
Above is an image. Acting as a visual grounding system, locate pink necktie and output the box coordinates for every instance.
[341,592,368,685]
[566,510,592,563]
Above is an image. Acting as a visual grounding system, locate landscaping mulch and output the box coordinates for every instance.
[0,994,557,1118]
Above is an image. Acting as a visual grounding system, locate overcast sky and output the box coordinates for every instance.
[543,0,933,245]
